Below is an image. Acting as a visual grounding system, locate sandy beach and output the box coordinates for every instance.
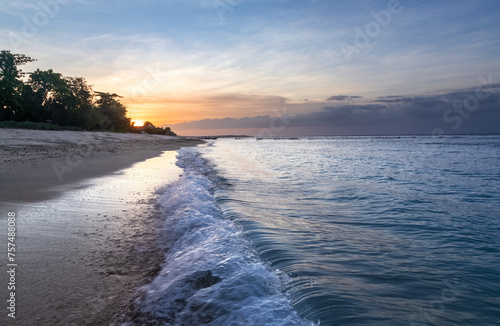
[0,129,202,202]
[0,129,203,325]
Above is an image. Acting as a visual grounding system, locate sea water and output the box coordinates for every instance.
[128,136,500,326]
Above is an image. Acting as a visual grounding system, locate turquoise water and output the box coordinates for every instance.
[130,136,500,325]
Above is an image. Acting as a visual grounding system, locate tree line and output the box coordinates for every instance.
[0,50,175,135]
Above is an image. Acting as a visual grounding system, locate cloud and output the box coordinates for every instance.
[171,84,500,136]
[326,95,363,101]
[2,0,499,132]
[170,115,273,130]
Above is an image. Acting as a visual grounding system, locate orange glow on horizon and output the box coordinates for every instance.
[132,120,145,127]
[124,93,311,129]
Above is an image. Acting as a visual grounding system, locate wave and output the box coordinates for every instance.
[123,146,316,326]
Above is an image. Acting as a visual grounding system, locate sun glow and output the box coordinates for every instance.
[132,120,144,127]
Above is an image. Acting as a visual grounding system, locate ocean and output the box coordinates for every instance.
[127,136,500,326]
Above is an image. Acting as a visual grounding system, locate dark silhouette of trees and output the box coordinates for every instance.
[0,50,176,135]
[65,76,101,130]
[28,69,74,125]
[140,121,176,136]
[95,92,131,131]
[0,50,36,120]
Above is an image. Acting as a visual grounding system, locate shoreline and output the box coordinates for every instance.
[0,128,203,203]
[0,129,203,325]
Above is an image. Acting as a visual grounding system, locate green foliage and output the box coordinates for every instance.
[28,69,74,125]
[95,92,131,132]
[0,120,63,130]
[66,76,101,130]
[0,120,87,131]
[141,121,177,136]
[0,50,35,120]
[0,50,175,134]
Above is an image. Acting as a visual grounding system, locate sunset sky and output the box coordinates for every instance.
[1,0,499,136]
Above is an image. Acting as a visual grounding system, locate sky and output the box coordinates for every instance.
[1,0,499,136]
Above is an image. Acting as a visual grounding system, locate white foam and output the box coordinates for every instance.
[124,147,316,326]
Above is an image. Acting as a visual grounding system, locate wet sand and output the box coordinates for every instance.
[0,129,203,325]
[0,129,202,202]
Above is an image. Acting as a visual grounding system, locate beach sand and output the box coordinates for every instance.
[0,129,203,325]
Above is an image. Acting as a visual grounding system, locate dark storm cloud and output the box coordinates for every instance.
[172,115,273,130]
[172,84,500,136]
[326,95,363,101]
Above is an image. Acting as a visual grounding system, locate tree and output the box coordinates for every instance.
[0,50,35,120]
[28,69,77,125]
[0,50,176,134]
[65,77,102,129]
[26,70,105,129]
[95,92,131,131]
[141,121,176,136]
